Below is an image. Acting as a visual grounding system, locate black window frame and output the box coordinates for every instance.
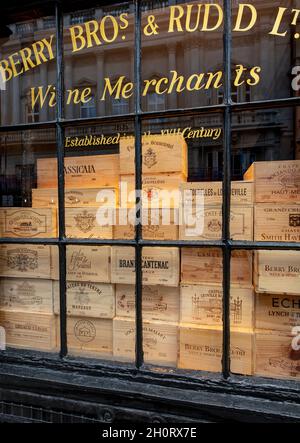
[0,0,300,401]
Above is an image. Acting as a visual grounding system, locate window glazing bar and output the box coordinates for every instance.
[134,0,143,369]
[55,1,67,358]
[222,0,232,380]
[0,237,299,251]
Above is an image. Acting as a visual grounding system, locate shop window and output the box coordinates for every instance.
[0,0,299,391]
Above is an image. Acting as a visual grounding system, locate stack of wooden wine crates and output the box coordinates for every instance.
[0,153,120,355]
[116,134,188,240]
[0,135,299,379]
[35,154,120,358]
[245,160,300,380]
[0,243,59,352]
[112,134,187,366]
[0,180,59,351]
[178,179,254,374]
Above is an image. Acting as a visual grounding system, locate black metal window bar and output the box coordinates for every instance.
[0,0,300,388]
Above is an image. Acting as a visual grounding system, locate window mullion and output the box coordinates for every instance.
[134,0,143,369]
[55,1,67,358]
[222,0,232,380]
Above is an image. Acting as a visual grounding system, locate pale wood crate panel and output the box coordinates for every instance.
[113,317,178,367]
[64,246,111,283]
[255,329,300,380]
[180,284,254,329]
[255,293,300,332]
[180,181,254,206]
[254,204,300,242]
[0,311,57,351]
[119,135,188,176]
[178,325,253,375]
[181,248,253,286]
[37,154,120,188]
[254,250,300,295]
[143,320,178,367]
[179,206,253,241]
[113,208,179,241]
[113,317,135,362]
[0,278,55,314]
[244,160,300,203]
[67,317,113,358]
[50,246,59,280]
[0,245,52,279]
[65,207,113,239]
[120,173,185,208]
[0,208,57,238]
[113,214,135,240]
[53,281,115,319]
[32,187,117,208]
[111,247,180,287]
[116,284,180,322]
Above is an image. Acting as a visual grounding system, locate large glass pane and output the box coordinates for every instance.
[232,0,300,102]
[63,2,134,120]
[63,120,134,241]
[141,0,223,111]
[64,245,135,363]
[179,247,225,373]
[231,106,300,243]
[136,114,224,242]
[0,128,57,239]
[0,244,59,354]
[230,249,300,381]
[0,5,56,125]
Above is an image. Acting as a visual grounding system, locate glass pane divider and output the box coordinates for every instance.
[222,0,232,380]
[55,1,67,359]
[134,0,143,369]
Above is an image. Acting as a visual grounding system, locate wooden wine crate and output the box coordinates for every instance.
[32,187,117,208]
[37,154,120,189]
[111,247,180,287]
[67,316,113,358]
[0,311,57,351]
[0,245,52,279]
[53,281,115,319]
[112,317,135,363]
[255,293,300,332]
[113,317,178,367]
[116,284,180,322]
[255,329,300,380]
[244,160,300,203]
[119,135,188,176]
[113,209,135,240]
[180,284,254,329]
[119,173,185,208]
[64,246,111,283]
[181,248,253,286]
[254,250,300,295]
[65,207,113,239]
[113,208,179,241]
[0,278,56,314]
[50,246,59,280]
[179,206,253,241]
[180,181,254,206]
[254,204,300,242]
[0,208,57,238]
[178,325,253,375]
